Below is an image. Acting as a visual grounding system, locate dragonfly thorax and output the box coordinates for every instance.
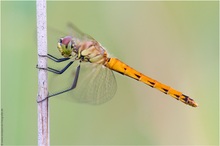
[78,41,108,65]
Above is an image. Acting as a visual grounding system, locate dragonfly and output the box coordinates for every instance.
[38,24,198,107]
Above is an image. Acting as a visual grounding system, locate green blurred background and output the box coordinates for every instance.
[1,1,219,145]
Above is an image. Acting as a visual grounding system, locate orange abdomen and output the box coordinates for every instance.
[105,58,198,107]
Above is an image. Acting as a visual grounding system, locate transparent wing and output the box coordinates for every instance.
[48,61,117,105]
[70,62,117,104]
[67,22,95,42]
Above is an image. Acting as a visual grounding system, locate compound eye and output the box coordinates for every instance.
[59,38,63,44]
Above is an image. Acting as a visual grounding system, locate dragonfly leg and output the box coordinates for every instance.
[38,54,70,62]
[47,54,70,62]
[36,61,74,74]
[37,64,81,103]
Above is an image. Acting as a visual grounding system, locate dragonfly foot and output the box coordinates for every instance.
[36,64,47,70]
[37,92,50,103]
[38,54,48,57]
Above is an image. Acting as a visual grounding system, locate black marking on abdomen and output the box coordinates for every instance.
[182,94,189,103]
[135,74,141,78]
[174,94,180,100]
[148,81,155,87]
[107,58,111,62]
[162,88,168,94]
[117,70,125,75]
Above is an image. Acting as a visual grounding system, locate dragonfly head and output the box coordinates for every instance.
[57,36,76,58]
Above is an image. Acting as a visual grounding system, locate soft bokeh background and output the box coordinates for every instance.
[1,1,219,145]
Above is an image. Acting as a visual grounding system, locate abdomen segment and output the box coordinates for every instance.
[105,58,198,107]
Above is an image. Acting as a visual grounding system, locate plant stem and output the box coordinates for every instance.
[36,0,49,145]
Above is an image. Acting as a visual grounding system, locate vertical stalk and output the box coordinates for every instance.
[36,0,49,145]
